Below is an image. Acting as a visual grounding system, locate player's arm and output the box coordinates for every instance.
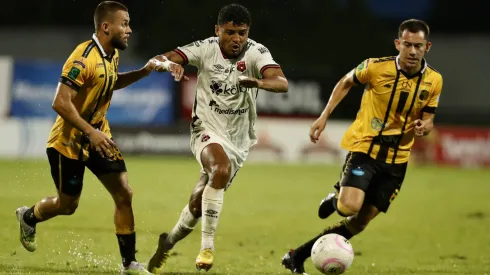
[255,67,288,93]
[240,45,288,93]
[152,40,205,69]
[153,50,186,65]
[52,84,96,136]
[319,69,356,121]
[414,77,443,137]
[113,66,151,90]
[56,51,115,156]
[310,59,371,142]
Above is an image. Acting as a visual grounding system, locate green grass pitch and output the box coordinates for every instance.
[0,156,489,274]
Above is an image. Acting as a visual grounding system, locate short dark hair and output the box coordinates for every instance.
[94,1,128,31]
[217,4,251,26]
[398,19,430,40]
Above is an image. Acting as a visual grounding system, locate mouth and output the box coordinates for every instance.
[231,44,240,53]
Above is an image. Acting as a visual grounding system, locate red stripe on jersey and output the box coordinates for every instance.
[173,49,188,65]
[260,64,281,76]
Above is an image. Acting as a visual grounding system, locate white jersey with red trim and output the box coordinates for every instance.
[175,37,280,153]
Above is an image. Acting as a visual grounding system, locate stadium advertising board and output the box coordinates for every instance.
[110,125,191,155]
[10,61,176,125]
[0,56,12,118]
[433,127,490,167]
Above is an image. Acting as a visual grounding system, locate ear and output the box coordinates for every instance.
[215,25,219,37]
[102,22,110,35]
[425,41,432,53]
[394,38,401,52]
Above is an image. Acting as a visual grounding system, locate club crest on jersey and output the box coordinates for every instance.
[419,90,430,101]
[237,61,246,72]
[201,134,210,142]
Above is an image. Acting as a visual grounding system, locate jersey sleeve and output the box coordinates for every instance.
[59,46,94,92]
[174,39,206,67]
[252,44,280,78]
[353,58,372,85]
[422,77,443,114]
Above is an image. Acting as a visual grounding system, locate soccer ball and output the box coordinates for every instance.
[311,234,354,274]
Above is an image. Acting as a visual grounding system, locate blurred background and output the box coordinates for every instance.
[0,0,489,167]
[1,1,490,274]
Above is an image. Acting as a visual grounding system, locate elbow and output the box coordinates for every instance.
[280,78,289,93]
[52,98,64,115]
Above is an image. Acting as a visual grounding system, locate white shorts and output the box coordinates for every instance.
[190,130,246,190]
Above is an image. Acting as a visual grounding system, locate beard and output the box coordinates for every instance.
[111,36,127,51]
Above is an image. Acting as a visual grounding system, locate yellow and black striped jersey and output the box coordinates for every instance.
[47,34,119,160]
[340,56,443,164]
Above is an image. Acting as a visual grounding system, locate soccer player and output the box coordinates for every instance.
[14,2,184,274]
[281,19,443,274]
[146,3,288,273]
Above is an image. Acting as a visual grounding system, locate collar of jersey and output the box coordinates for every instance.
[396,55,427,79]
[92,34,115,60]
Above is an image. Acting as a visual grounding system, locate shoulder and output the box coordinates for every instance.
[70,40,97,59]
[246,39,269,53]
[368,56,396,68]
[426,63,442,80]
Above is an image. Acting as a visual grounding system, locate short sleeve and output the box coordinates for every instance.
[422,77,443,114]
[175,39,206,67]
[59,46,93,92]
[353,59,372,85]
[252,44,280,77]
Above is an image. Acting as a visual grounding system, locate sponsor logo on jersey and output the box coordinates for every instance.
[209,80,248,96]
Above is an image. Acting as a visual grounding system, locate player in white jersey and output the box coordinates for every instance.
[147,4,288,274]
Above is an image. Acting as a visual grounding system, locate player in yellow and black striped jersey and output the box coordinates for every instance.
[14,2,185,274]
[282,19,443,274]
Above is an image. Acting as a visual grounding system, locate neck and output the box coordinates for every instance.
[400,60,423,76]
[95,32,114,56]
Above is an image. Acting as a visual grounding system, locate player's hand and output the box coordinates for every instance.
[238,76,260,88]
[87,130,116,158]
[414,119,431,137]
[309,116,328,143]
[146,58,189,81]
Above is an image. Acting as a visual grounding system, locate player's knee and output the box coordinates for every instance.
[208,163,231,189]
[337,199,361,217]
[114,186,133,207]
[59,202,79,215]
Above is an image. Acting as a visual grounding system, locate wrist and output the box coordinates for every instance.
[256,79,264,89]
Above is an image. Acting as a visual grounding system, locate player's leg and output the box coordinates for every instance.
[282,202,380,274]
[319,152,372,219]
[282,152,375,273]
[196,143,232,271]
[16,147,85,252]
[86,147,149,274]
[147,173,207,274]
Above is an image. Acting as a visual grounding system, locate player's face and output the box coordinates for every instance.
[108,10,132,50]
[215,22,249,59]
[395,30,432,71]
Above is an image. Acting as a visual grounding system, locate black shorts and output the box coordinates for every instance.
[46,147,127,196]
[334,152,407,213]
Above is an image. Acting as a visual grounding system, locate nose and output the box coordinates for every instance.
[232,33,241,43]
[409,46,416,55]
[127,26,132,35]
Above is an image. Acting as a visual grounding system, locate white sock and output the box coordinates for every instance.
[167,204,199,245]
[201,185,224,251]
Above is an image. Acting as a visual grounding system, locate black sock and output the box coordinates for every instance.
[294,219,356,263]
[23,206,41,227]
[117,232,137,267]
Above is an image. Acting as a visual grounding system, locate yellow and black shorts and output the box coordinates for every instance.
[46,147,127,196]
[334,152,407,213]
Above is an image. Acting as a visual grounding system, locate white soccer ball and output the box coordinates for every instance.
[311,233,354,274]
